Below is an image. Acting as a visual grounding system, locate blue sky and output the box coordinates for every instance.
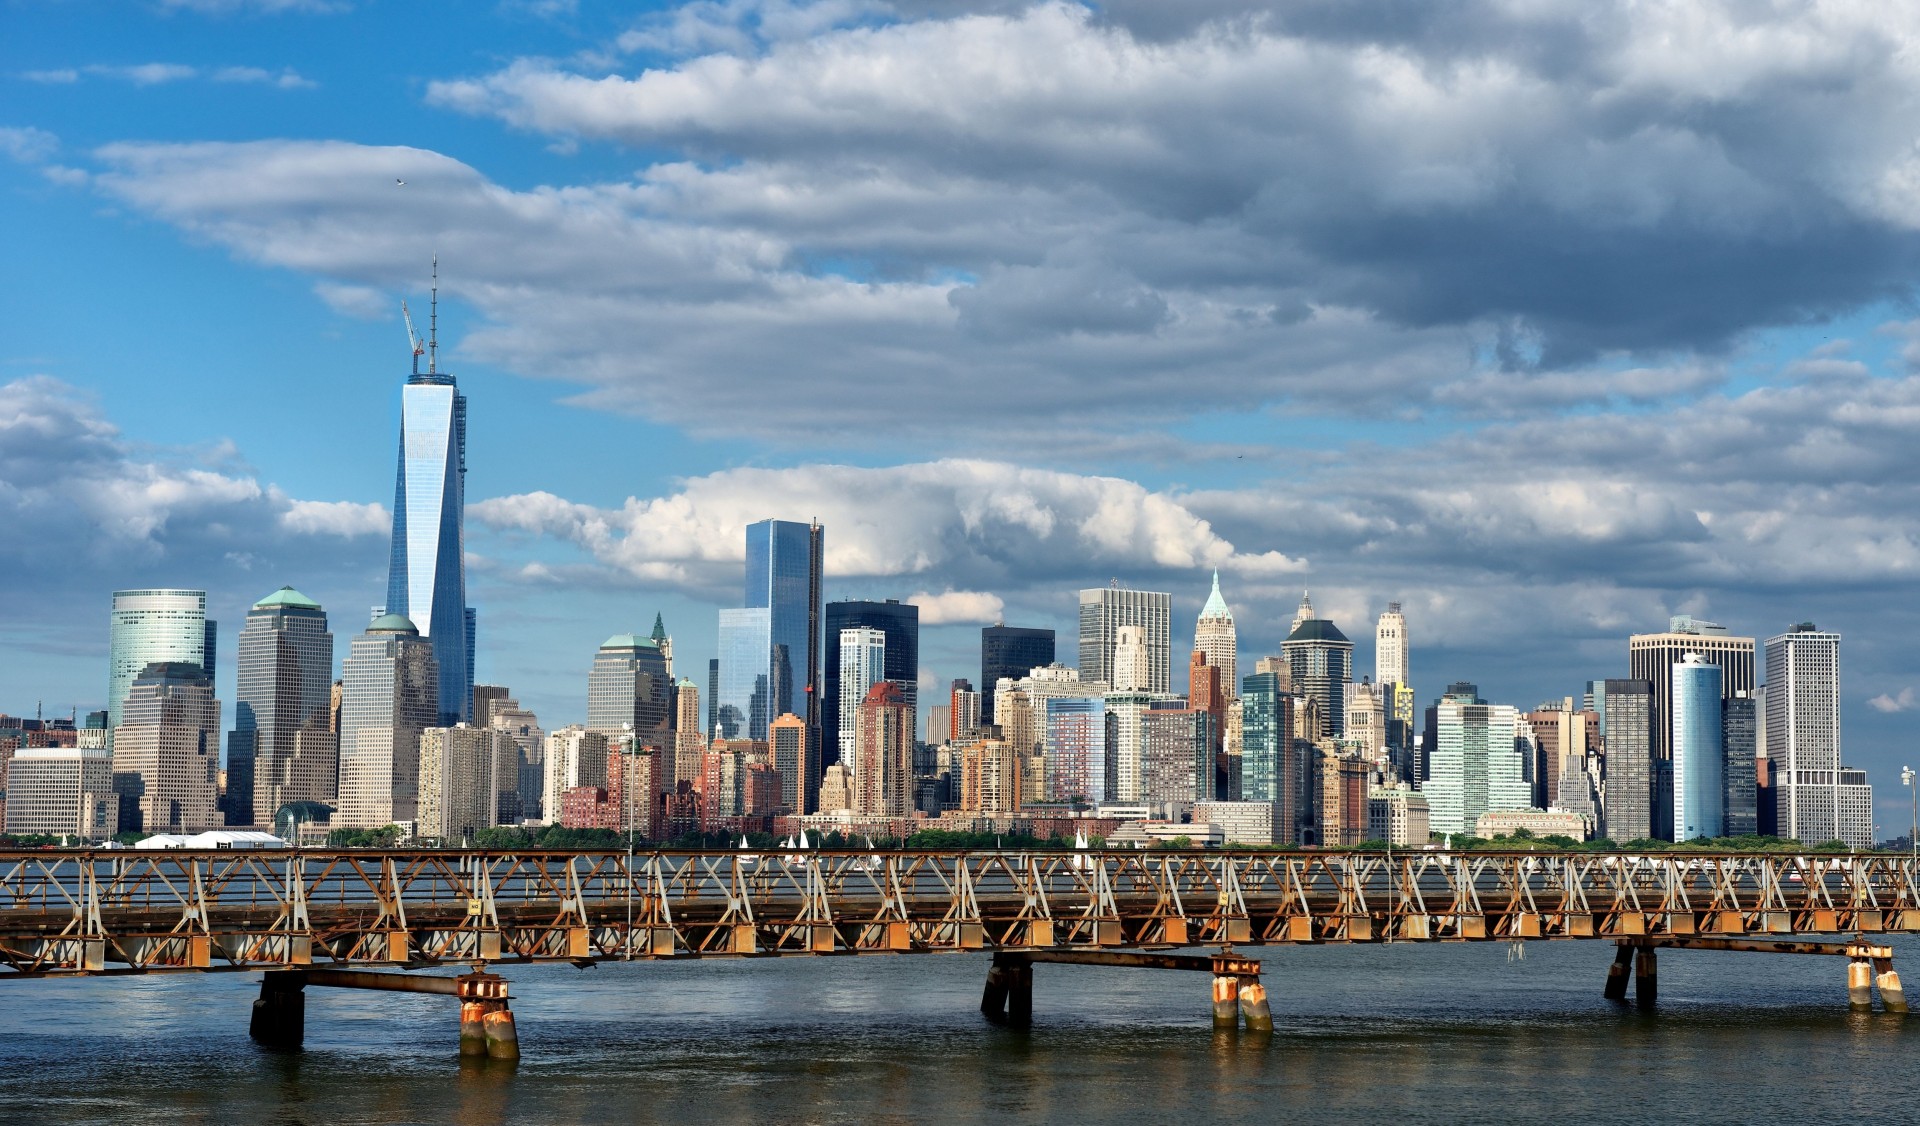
[8,0,1920,835]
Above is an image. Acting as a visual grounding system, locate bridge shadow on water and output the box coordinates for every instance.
[0,935,1913,1126]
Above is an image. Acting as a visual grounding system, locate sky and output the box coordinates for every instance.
[7,0,1920,833]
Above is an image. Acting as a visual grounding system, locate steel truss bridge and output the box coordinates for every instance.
[2,848,1913,1057]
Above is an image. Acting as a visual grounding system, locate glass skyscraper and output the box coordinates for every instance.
[229,586,335,827]
[108,589,216,730]
[384,351,473,726]
[980,625,1054,726]
[335,614,439,829]
[715,520,823,743]
[823,599,919,766]
[1671,654,1725,841]
[586,634,673,741]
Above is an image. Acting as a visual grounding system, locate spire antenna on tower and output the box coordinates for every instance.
[428,255,439,375]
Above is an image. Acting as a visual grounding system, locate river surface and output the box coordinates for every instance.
[1,936,1914,1125]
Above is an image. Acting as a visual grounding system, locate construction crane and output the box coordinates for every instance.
[401,300,426,375]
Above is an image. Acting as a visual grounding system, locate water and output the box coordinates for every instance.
[1,937,1914,1125]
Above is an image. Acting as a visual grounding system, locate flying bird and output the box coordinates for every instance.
[395,178,406,186]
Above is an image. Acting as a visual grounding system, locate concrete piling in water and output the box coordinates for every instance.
[459,1001,491,1057]
[1006,960,1034,1029]
[1212,975,1241,1031]
[1604,943,1634,1002]
[1633,945,1657,1010]
[248,974,306,1050]
[1874,959,1907,1013]
[1237,979,1273,1033]
[980,961,1012,1025]
[483,1007,520,1060]
[1849,959,1875,1011]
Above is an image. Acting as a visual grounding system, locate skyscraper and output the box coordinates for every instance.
[1600,679,1655,842]
[1375,602,1408,690]
[673,679,703,789]
[335,614,439,829]
[835,626,887,763]
[230,586,335,827]
[542,725,609,826]
[1282,597,1353,741]
[1078,586,1172,695]
[2,745,116,838]
[1426,693,1530,837]
[1629,616,1755,767]
[851,682,911,816]
[112,662,221,834]
[1193,571,1237,700]
[770,712,813,814]
[650,612,673,678]
[981,625,1055,726]
[417,725,516,840]
[1239,670,1295,824]
[1764,624,1872,848]
[108,589,216,730]
[822,599,919,766]
[716,519,824,745]
[1044,695,1107,804]
[1112,625,1150,692]
[586,634,673,742]
[384,275,474,727]
[1722,691,1759,837]
[1671,654,1725,841]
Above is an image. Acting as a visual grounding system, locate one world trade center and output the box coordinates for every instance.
[384,266,474,724]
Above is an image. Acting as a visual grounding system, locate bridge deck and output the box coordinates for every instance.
[2,849,1915,976]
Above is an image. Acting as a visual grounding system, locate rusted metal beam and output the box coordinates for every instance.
[279,968,462,994]
[1012,949,1223,972]
[1627,936,1885,957]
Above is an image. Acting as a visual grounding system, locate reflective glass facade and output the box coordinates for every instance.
[385,375,472,725]
[823,600,919,766]
[1671,656,1725,841]
[715,608,772,741]
[108,589,215,729]
[980,626,1054,726]
[717,520,823,743]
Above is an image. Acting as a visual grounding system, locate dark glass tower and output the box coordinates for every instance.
[823,599,920,767]
[384,280,473,726]
[980,625,1055,726]
[716,519,823,742]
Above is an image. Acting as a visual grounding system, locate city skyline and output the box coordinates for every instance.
[9,1,1920,836]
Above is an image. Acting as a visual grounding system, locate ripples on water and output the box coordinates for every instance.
[1,937,1913,1125]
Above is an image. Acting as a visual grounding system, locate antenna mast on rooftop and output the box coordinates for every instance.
[428,255,439,375]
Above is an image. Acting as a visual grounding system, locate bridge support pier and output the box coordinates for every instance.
[979,949,1264,1032]
[248,972,306,1051]
[1634,946,1658,1009]
[981,953,1034,1028]
[1211,975,1240,1030]
[1873,958,1907,1013]
[1603,943,1634,1002]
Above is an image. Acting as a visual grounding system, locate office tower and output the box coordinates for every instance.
[1387,682,1417,780]
[384,279,474,727]
[112,662,221,834]
[1104,688,1154,803]
[834,625,888,763]
[417,725,515,840]
[650,612,673,678]
[1671,654,1725,841]
[1522,700,1601,810]
[1240,671,1298,833]
[1375,602,1408,690]
[3,746,117,838]
[818,763,852,812]
[980,625,1055,725]
[1044,695,1107,804]
[1078,586,1172,694]
[705,658,719,740]
[715,519,824,744]
[1193,571,1237,699]
[928,703,953,746]
[587,633,674,742]
[949,679,980,741]
[335,615,439,829]
[489,699,544,822]
[108,589,216,730]
[229,586,336,828]
[1367,784,1430,847]
[1765,624,1873,848]
[472,685,511,728]
[1282,601,1353,741]
[1112,625,1150,691]
[541,725,610,825]
[1319,750,1372,846]
[1426,692,1530,837]
[1189,651,1225,749]
[823,600,919,767]
[1630,616,1755,766]
[1141,707,1215,814]
[851,682,911,816]
[673,679,703,789]
[769,712,811,814]
[1600,679,1655,842]
[1345,678,1385,766]
[1723,691,1758,836]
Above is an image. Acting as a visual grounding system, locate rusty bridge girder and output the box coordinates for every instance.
[0,849,1915,978]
